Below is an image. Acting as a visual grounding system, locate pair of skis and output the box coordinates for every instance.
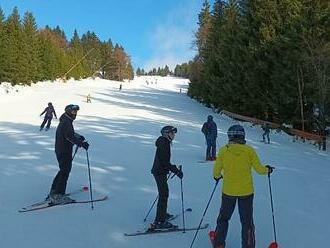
[19,186,107,213]
[124,207,210,236]
[124,223,209,237]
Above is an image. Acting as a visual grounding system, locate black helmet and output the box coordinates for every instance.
[65,104,80,113]
[161,125,177,136]
[227,124,245,142]
[48,102,52,106]
[207,115,213,121]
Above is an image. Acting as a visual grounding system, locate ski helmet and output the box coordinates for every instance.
[161,125,177,136]
[207,115,213,121]
[48,102,52,107]
[227,124,245,142]
[65,104,80,113]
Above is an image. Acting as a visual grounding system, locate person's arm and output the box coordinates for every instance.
[158,143,179,174]
[53,108,57,119]
[249,147,268,175]
[40,108,46,116]
[63,123,83,147]
[213,148,223,179]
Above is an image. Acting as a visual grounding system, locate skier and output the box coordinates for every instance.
[39,102,57,131]
[86,94,92,103]
[201,115,218,160]
[119,83,122,91]
[47,104,89,204]
[151,125,183,229]
[213,124,273,248]
[262,123,271,144]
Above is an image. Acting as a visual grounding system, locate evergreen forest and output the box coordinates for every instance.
[0,7,134,85]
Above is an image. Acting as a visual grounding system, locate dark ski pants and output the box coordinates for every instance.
[50,153,72,195]
[206,137,217,159]
[214,194,255,248]
[153,174,169,222]
[40,117,52,130]
[263,132,270,143]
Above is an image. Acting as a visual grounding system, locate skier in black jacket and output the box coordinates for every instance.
[39,102,57,131]
[48,104,89,204]
[151,125,183,229]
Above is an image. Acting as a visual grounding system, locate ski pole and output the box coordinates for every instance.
[268,169,278,248]
[179,165,186,233]
[143,172,172,222]
[72,145,79,160]
[189,179,220,248]
[86,150,94,210]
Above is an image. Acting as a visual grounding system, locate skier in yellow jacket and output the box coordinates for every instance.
[213,124,273,248]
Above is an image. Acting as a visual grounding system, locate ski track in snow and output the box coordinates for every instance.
[0,76,329,248]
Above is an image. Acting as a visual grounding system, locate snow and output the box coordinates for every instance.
[0,76,329,248]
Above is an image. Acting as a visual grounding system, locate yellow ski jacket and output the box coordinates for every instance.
[213,143,268,196]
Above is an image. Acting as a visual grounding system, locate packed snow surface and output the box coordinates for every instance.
[0,76,329,248]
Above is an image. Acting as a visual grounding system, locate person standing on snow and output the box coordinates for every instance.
[39,102,57,131]
[262,123,271,144]
[47,104,89,204]
[151,125,183,229]
[213,124,273,248]
[201,115,218,160]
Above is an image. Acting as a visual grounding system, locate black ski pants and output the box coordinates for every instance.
[50,153,73,195]
[214,194,255,248]
[153,174,169,222]
[40,117,52,130]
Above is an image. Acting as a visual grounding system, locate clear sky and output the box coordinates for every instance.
[0,0,213,71]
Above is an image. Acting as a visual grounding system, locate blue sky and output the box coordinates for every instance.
[0,0,213,71]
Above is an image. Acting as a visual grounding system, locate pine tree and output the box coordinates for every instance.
[22,11,41,83]
[0,7,6,82]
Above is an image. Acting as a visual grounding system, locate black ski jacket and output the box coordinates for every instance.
[41,106,57,119]
[55,113,83,155]
[151,136,179,175]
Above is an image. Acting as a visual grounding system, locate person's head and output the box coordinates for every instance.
[227,124,246,144]
[207,115,213,121]
[161,125,177,141]
[48,102,52,107]
[65,104,80,120]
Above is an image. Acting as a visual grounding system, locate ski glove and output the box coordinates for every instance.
[81,141,89,150]
[176,170,183,179]
[266,165,274,174]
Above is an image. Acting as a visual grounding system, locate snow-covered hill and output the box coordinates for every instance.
[0,76,329,248]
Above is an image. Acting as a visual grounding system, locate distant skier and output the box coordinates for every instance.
[86,94,92,103]
[201,115,218,160]
[39,102,57,131]
[47,104,89,204]
[119,83,122,91]
[213,124,273,248]
[151,125,183,229]
[262,123,271,143]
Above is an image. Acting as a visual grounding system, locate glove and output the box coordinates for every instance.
[265,165,274,174]
[214,177,220,182]
[79,135,85,141]
[176,170,183,179]
[81,141,89,150]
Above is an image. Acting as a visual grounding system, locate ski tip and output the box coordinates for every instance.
[209,230,215,240]
[82,186,89,191]
[269,242,278,248]
[186,208,192,212]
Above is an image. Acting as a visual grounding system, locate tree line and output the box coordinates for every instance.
[187,0,329,135]
[136,65,171,77]
[0,7,134,85]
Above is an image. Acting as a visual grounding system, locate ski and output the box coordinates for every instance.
[20,186,89,210]
[18,195,107,213]
[124,223,209,236]
[167,208,192,221]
